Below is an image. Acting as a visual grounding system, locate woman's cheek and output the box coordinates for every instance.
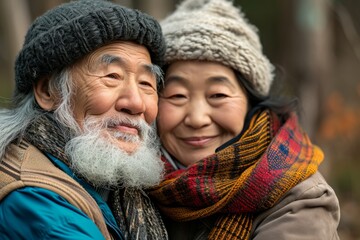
[158,101,182,128]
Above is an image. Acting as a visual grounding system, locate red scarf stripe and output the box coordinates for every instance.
[224,113,323,212]
[149,110,323,233]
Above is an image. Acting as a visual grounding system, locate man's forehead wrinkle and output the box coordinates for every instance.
[84,53,161,87]
[93,54,151,71]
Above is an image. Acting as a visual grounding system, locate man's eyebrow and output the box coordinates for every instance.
[99,54,154,73]
[145,64,164,85]
[96,54,163,83]
[99,54,125,67]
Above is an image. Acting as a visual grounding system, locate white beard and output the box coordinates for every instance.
[64,116,164,189]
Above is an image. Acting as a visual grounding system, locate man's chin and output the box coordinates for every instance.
[104,131,142,154]
[110,138,140,154]
[66,118,163,188]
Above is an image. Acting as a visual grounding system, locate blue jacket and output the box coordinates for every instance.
[0,153,124,240]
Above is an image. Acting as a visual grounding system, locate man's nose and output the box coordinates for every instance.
[115,81,146,116]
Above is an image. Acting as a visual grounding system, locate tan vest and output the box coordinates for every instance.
[0,141,113,240]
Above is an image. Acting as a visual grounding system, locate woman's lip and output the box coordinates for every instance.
[181,136,215,146]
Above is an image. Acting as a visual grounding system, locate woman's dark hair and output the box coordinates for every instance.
[235,71,298,122]
[216,71,299,151]
[161,63,297,120]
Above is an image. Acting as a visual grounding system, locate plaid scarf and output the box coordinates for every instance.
[24,113,168,240]
[149,110,323,239]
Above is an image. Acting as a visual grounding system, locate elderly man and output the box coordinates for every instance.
[0,0,167,239]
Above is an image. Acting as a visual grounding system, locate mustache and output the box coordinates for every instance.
[65,115,162,188]
[82,116,150,139]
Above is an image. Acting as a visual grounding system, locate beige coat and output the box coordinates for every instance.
[0,142,113,240]
[164,172,340,240]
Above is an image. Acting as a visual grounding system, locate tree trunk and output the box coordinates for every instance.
[0,0,31,95]
[134,0,176,20]
[281,0,333,140]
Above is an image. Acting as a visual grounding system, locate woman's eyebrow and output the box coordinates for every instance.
[164,75,189,87]
[207,76,235,87]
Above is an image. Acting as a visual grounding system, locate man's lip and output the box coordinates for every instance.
[110,124,139,135]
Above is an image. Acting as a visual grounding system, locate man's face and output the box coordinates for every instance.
[59,42,164,188]
[70,41,159,153]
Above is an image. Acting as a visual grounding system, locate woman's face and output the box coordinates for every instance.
[157,61,248,166]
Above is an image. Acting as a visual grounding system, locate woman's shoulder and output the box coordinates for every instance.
[285,171,338,200]
[251,172,340,240]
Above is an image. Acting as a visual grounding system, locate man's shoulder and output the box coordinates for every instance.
[0,141,88,212]
[0,141,69,198]
[0,141,110,239]
[0,186,105,240]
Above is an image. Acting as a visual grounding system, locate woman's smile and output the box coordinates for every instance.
[181,136,217,147]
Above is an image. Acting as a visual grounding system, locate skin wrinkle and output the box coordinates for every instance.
[69,42,159,133]
[20,41,165,189]
[98,54,160,81]
[54,41,164,188]
[158,60,248,166]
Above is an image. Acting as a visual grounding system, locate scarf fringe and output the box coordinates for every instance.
[209,213,254,240]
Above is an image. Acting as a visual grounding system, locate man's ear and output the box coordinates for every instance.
[33,77,56,111]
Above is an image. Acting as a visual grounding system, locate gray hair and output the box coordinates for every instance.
[0,68,74,159]
[0,93,40,159]
[0,56,164,160]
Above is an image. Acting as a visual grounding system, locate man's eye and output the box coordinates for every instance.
[140,81,155,88]
[106,73,121,79]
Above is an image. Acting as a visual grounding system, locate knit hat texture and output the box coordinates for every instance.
[15,0,165,94]
[161,0,274,96]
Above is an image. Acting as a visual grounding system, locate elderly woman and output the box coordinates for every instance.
[149,0,341,239]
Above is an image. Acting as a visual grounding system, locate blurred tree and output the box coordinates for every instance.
[0,0,31,101]
[280,0,333,139]
[27,0,65,18]
[134,0,176,20]
[0,0,359,239]
[0,0,174,107]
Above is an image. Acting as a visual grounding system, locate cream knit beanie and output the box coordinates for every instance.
[161,0,274,96]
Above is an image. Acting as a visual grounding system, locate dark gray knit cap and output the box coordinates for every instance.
[15,0,165,94]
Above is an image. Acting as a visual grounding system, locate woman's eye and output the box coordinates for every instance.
[169,94,186,99]
[211,93,227,98]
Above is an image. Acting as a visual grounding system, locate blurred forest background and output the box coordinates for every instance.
[0,0,359,239]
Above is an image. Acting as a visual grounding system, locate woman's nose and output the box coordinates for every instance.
[183,101,211,129]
